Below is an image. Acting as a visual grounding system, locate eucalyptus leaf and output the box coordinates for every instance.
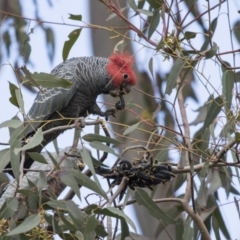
[123,122,140,135]
[83,134,121,144]
[165,58,186,95]
[14,128,43,154]
[63,28,81,61]
[7,213,41,236]
[135,188,175,224]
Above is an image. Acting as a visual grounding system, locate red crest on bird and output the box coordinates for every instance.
[106,53,137,88]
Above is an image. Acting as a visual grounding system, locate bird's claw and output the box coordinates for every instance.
[104,108,117,120]
[75,118,86,129]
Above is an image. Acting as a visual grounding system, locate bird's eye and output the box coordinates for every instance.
[123,73,128,79]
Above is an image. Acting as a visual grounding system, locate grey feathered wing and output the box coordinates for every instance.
[25,58,80,136]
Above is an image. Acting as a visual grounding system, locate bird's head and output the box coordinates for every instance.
[106,53,136,97]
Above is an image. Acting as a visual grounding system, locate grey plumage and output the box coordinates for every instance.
[5,54,136,176]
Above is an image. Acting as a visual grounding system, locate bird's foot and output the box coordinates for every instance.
[75,117,86,129]
[103,108,117,120]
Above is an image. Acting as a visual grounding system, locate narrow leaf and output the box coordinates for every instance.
[63,28,81,61]
[69,14,82,21]
[23,70,73,88]
[184,31,197,40]
[165,58,186,95]
[83,134,122,144]
[0,198,18,219]
[70,169,108,200]
[7,213,41,235]
[0,119,23,129]
[201,17,218,51]
[203,96,223,129]
[37,171,47,189]
[85,215,98,235]
[233,20,240,44]
[213,208,231,239]
[222,70,234,111]
[148,10,160,38]
[137,9,153,16]
[127,0,138,11]
[8,82,19,108]
[15,88,25,114]
[81,148,101,188]
[21,40,31,62]
[205,42,218,59]
[14,128,43,154]
[123,122,140,135]
[27,152,48,164]
[89,141,118,157]
[135,188,175,224]
[94,207,136,233]
[0,148,10,172]
[60,173,81,199]
[182,218,194,240]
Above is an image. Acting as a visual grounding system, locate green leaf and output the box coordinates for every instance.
[65,201,84,224]
[212,214,221,240]
[89,141,118,157]
[7,213,41,236]
[46,150,60,170]
[203,96,223,129]
[37,171,47,189]
[45,27,55,62]
[21,39,31,62]
[201,17,218,51]
[83,133,122,144]
[59,212,78,231]
[182,217,193,240]
[205,42,218,59]
[120,218,130,240]
[94,207,136,233]
[165,58,186,95]
[81,148,101,187]
[45,200,67,210]
[70,169,108,200]
[135,188,175,224]
[148,57,154,78]
[27,152,48,164]
[22,70,73,88]
[0,198,18,219]
[69,14,82,21]
[3,30,11,56]
[213,208,230,239]
[60,173,81,199]
[85,215,98,236]
[106,7,127,21]
[0,148,10,172]
[137,9,153,16]
[0,119,23,129]
[233,20,240,44]
[200,128,210,160]
[148,10,160,38]
[95,224,108,238]
[63,28,81,61]
[14,128,43,154]
[147,0,162,9]
[8,82,19,108]
[127,0,138,11]
[184,31,197,40]
[222,70,234,111]
[123,122,140,135]
[15,88,25,113]
[236,132,240,143]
